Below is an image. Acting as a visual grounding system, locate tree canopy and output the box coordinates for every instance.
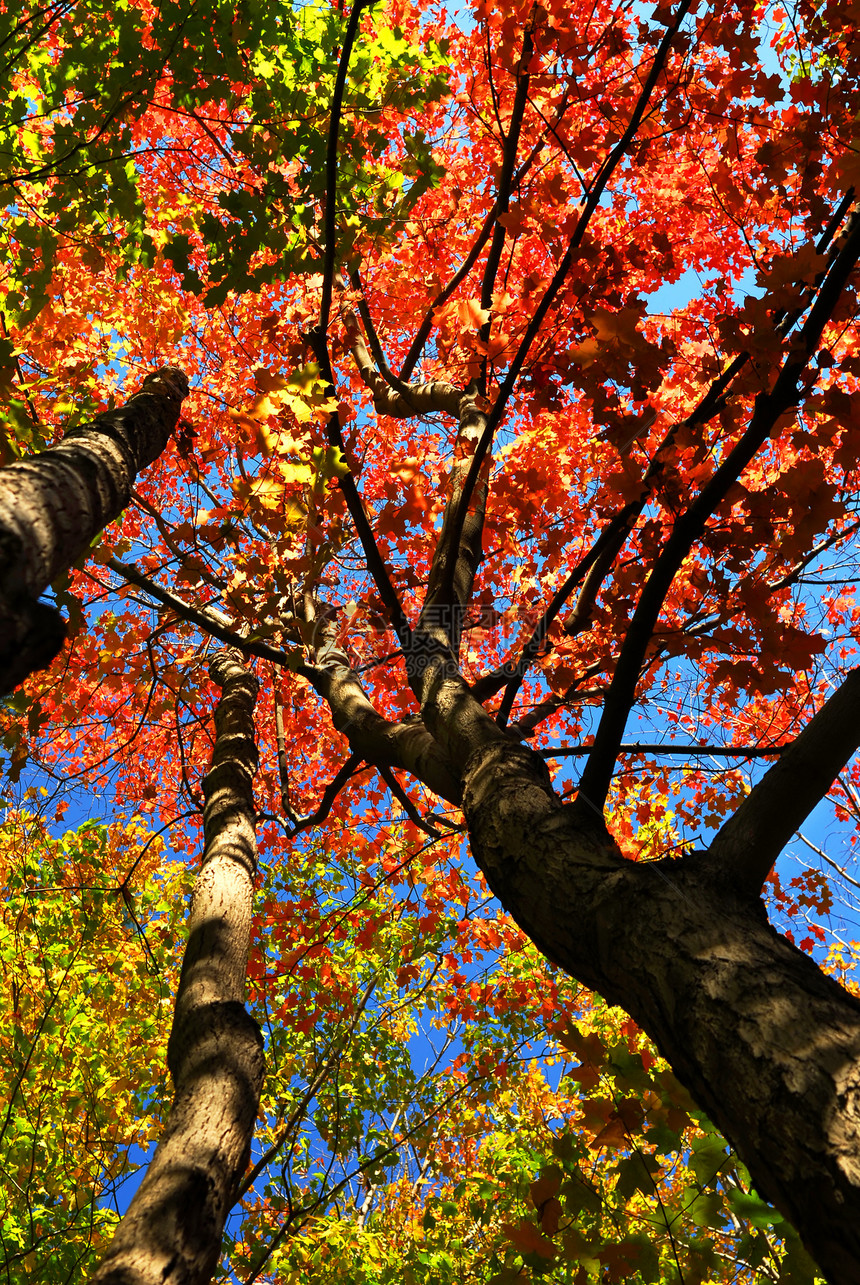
[2,0,860,1281]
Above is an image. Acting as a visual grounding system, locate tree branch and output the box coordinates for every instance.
[283,754,367,838]
[351,20,528,642]
[482,173,854,717]
[577,205,860,813]
[397,95,579,382]
[506,671,605,740]
[106,557,310,674]
[377,763,445,837]
[764,517,860,594]
[477,25,534,368]
[495,507,637,724]
[345,306,461,418]
[303,0,412,651]
[398,207,498,382]
[317,0,371,343]
[709,670,860,896]
[538,742,790,760]
[419,387,491,653]
[348,268,463,416]
[236,974,379,1202]
[0,366,188,693]
[432,0,694,615]
[309,622,462,804]
[131,490,227,591]
[484,366,745,721]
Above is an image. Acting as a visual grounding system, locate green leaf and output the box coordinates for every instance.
[612,1151,662,1200]
[689,1135,731,1187]
[727,1186,784,1229]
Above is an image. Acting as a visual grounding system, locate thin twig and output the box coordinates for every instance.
[539,742,790,759]
[106,557,310,674]
[434,0,695,607]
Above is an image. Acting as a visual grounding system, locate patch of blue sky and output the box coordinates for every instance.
[646,261,763,316]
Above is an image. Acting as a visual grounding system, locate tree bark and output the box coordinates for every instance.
[0,365,188,693]
[93,650,264,1285]
[460,736,860,1285]
[406,649,860,1283]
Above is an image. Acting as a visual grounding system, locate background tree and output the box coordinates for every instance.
[0,811,188,1278]
[3,0,860,1280]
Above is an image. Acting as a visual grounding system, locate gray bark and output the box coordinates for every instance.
[0,365,188,693]
[93,651,264,1285]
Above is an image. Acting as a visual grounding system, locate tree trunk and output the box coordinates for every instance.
[0,365,188,693]
[93,650,264,1285]
[461,736,860,1285]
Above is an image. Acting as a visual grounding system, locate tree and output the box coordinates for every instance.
[0,366,188,692]
[0,811,188,1278]
[3,0,860,1280]
[93,650,263,1283]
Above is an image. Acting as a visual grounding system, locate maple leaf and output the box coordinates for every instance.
[589,306,646,348]
[503,1217,557,1259]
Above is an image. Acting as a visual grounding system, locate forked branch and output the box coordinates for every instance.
[309,618,461,804]
[346,309,462,418]
[433,0,695,611]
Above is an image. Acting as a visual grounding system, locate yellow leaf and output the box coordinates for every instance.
[283,498,308,530]
[279,460,315,485]
[286,362,324,392]
[236,476,283,510]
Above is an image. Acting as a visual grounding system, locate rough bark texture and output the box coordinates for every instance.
[462,738,860,1285]
[93,651,264,1285]
[0,365,188,693]
[408,652,860,1284]
[311,625,463,804]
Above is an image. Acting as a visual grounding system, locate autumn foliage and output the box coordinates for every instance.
[3,0,860,1280]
